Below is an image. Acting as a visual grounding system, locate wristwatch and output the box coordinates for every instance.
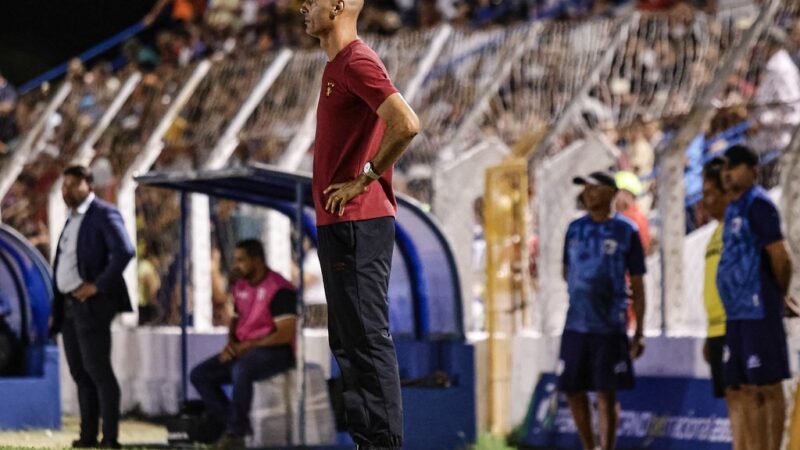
[363,161,381,181]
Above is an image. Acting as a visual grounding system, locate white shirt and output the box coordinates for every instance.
[751,49,800,152]
[56,192,96,295]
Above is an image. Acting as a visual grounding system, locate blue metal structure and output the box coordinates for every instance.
[136,163,475,449]
[135,163,465,341]
[0,224,52,357]
[0,224,60,429]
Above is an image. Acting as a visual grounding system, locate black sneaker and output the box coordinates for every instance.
[71,439,99,448]
[99,439,122,449]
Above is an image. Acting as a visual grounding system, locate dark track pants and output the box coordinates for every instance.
[317,217,403,448]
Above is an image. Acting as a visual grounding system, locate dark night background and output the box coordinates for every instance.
[0,0,158,86]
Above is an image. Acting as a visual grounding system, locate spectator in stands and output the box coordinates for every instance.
[560,171,646,450]
[625,118,655,178]
[122,38,161,72]
[717,145,792,450]
[137,242,162,326]
[791,18,800,67]
[615,170,651,337]
[206,0,244,34]
[190,239,297,449]
[145,0,208,26]
[614,171,650,251]
[1,179,35,243]
[748,27,800,153]
[418,0,444,28]
[156,31,183,66]
[360,4,403,34]
[0,72,18,155]
[699,157,746,448]
[706,105,748,155]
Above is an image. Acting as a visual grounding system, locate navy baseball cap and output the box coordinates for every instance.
[573,171,618,190]
[724,145,759,168]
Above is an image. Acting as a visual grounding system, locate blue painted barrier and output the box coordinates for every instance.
[522,373,731,450]
[0,345,61,430]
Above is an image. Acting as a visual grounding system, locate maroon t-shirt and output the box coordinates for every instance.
[313,39,399,226]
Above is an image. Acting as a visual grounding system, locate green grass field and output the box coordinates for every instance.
[0,416,167,449]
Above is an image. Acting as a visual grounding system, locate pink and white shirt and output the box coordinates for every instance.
[233,270,297,343]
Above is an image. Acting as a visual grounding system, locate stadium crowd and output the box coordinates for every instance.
[1,0,799,328]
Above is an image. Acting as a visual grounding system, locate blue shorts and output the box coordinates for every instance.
[557,330,634,393]
[724,319,789,387]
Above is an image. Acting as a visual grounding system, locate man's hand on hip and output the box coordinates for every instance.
[324,176,370,216]
[71,283,98,302]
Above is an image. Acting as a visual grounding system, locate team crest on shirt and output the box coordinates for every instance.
[326,82,335,97]
[257,288,267,301]
[731,217,743,235]
[603,239,618,255]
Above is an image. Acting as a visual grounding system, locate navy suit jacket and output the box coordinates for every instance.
[51,197,135,334]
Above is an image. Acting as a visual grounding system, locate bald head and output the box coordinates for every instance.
[301,0,362,39]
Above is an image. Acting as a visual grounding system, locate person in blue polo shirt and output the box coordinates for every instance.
[718,145,793,450]
[559,171,647,450]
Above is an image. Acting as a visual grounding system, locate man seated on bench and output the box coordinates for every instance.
[191,239,298,449]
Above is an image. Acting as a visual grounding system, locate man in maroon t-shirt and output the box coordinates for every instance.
[300,0,420,448]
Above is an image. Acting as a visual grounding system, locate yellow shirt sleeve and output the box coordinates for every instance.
[704,224,726,338]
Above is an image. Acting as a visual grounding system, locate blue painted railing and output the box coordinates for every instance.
[19,22,146,94]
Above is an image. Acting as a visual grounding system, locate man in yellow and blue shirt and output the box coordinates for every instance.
[718,145,793,450]
[701,157,746,450]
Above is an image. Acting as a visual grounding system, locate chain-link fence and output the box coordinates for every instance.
[404,25,532,194]
[163,51,278,166]
[238,49,326,166]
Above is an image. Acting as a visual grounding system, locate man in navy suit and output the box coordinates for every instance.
[49,165,135,449]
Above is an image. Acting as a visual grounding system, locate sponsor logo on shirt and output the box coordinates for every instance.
[731,217,743,235]
[326,82,335,97]
[747,354,762,369]
[257,288,267,302]
[603,239,618,255]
